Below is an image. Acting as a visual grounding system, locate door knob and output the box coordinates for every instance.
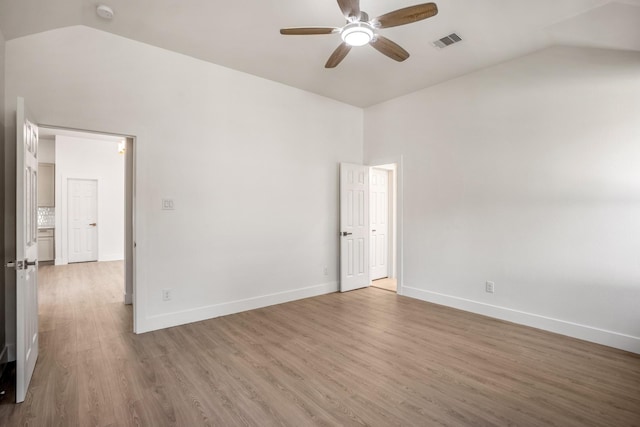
[341,231,353,236]
[89,223,97,226]
[372,229,376,232]
[6,259,37,270]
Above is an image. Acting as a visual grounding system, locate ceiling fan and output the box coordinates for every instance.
[280,0,438,68]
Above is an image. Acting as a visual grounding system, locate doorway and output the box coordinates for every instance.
[8,97,137,403]
[339,161,401,294]
[369,164,398,293]
[37,126,135,310]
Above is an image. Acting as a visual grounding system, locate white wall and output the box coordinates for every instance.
[364,46,640,353]
[38,138,55,163]
[5,25,363,333]
[55,135,125,264]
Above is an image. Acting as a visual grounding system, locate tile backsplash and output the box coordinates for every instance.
[38,207,55,228]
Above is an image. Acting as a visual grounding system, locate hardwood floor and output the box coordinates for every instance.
[1,261,639,426]
[371,277,397,292]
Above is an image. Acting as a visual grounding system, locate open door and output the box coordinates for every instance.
[370,168,390,280]
[339,163,370,292]
[14,97,39,403]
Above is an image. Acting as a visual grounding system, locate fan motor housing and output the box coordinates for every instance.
[354,11,370,22]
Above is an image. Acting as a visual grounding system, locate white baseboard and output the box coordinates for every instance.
[403,286,640,354]
[99,254,124,262]
[55,255,123,265]
[138,281,339,334]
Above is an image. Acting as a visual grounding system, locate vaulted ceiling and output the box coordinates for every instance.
[1,0,639,107]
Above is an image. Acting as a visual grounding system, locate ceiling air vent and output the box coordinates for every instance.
[433,33,462,49]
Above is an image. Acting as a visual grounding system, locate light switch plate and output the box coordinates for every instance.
[162,199,175,210]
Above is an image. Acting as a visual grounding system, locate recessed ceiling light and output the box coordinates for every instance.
[96,5,114,20]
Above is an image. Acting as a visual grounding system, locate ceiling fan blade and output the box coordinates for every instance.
[337,0,361,19]
[370,36,410,62]
[325,43,352,68]
[280,27,338,35]
[373,2,438,29]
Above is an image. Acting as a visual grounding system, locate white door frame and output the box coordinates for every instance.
[367,156,404,295]
[38,125,138,331]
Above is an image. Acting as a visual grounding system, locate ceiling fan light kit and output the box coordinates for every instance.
[280,0,438,68]
[341,22,375,46]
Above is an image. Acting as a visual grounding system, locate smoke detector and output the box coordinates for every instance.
[96,5,114,20]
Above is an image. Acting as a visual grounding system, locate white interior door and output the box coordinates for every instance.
[340,163,370,292]
[68,179,98,263]
[15,97,39,403]
[370,168,390,280]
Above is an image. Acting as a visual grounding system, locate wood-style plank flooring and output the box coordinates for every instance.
[371,277,397,292]
[1,261,639,426]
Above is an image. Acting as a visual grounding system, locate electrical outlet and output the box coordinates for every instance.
[162,289,172,301]
[323,266,328,276]
[485,281,495,294]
